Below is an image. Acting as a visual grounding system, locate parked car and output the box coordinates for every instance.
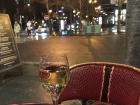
[37,25,49,33]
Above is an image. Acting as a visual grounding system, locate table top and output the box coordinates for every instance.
[8,103,52,105]
[7,102,112,105]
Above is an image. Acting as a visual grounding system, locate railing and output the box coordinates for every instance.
[82,25,101,34]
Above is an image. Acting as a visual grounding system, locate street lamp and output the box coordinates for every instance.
[73,10,76,13]
[61,7,64,10]
[49,10,52,13]
[86,15,88,18]
[98,6,101,10]
[89,0,92,3]
[100,10,103,13]
[27,4,30,6]
[77,12,80,14]
[49,10,52,19]
[89,0,97,4]
[94,0,97,3]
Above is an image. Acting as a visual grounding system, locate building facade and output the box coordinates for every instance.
[100,0,126,28]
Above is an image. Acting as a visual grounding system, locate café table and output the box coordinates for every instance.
[7,101,113,105]
[8,103,51,105]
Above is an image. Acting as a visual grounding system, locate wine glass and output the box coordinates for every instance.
[39,54,69,105]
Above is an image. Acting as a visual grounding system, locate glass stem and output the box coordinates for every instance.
[52,95,59,105]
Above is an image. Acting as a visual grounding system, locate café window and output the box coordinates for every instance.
[115,9,126,26]
[102,13,114,25]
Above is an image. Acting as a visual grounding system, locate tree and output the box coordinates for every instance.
[124,0,140,68]
[66,0,98,30]
[66,0,87,31]
[0,0,17,26]
[34,0,56,18]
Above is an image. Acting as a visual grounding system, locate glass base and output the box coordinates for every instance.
[51,95,59,105]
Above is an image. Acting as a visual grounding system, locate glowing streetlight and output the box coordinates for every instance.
[77,12,80,14]
[94,0,97,3]
[86,15,88,18]
[73,10,76,13]
[61,7,64,10]
[49,10,52,13]
[105,14,107,15]
[100,10,103,13]
[98,6,101,10]
[89,0,97,4]
[27,4,30,6]
[89,0,92,3]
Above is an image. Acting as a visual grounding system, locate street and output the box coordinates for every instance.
[18,33,124,66]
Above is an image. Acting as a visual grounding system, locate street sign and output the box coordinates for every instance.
[0,14,22,85]
[44,15,49,20]
[58,10,63,13]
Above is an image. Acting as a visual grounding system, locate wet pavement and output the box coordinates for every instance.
[0,32,125,105]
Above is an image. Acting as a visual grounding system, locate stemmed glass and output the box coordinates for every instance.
[39,54,69,105]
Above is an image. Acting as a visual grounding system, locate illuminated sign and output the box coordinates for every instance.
[58,10,63,13]
[99,17,102,25]
[61,20,64,30]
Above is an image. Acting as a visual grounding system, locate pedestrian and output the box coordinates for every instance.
[64,23,67,31]
[31,20,35,35]
[14,21,21,38]
[34,22,38,36]
[48,20,53,36]
[27,20,32,37]
[53,21,59,37]
[93,21,96,25]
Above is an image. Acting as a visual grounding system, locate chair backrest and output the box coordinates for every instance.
[59,62,140,105]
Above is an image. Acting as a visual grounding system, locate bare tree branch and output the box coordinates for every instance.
[34,0,56,17]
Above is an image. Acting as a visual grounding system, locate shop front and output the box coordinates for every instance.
[101,4,126,28]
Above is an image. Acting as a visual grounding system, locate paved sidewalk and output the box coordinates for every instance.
[17,35,124,65]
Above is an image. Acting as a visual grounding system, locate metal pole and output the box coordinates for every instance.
[70,8,72,31]
[57,0,58,21]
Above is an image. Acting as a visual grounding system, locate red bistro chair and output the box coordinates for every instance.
[59,62,140,105]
